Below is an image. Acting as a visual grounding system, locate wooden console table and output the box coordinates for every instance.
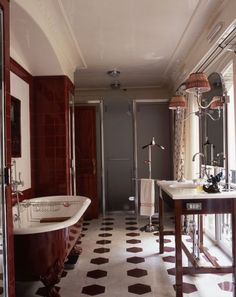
[157,180,236,297]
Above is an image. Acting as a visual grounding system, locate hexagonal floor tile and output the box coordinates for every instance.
[82,284,105,295]
[173,282,198,294]
[98,233,112,237]
[126,232,140,237]
[127,256,145,264]
[162,255,176,263]
[156,238,172,243]
[164,246,175,252]
[186,238,193,243]
[87,269,107,279]
[126,247,143,253]
[126,227,139,231]
[100,227,113,231]
[126,239,141,244]
[96,240,111,245]
[90,257,109,265]
[167,268,176,275]
[93,247,110,254]
[103,217,114,221]
[127,268,147,278]
[218,281,233,292]
[128,283,151,295]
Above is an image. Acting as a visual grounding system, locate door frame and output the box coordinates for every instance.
[132,99,169,214]
[73,99,106,215]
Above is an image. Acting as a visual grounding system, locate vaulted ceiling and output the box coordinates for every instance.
[10,0,227,90]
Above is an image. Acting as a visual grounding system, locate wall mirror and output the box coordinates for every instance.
[11,96,21,157]
[200,72,225,166]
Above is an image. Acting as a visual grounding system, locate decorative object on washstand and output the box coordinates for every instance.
[203,171,223,193]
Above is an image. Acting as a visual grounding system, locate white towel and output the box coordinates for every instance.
[140,179,155,216]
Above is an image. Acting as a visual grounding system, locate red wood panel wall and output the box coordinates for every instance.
[1,0,15,296]
[32,76,72,196]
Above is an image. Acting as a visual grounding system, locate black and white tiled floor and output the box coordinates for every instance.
[16,212,234,297]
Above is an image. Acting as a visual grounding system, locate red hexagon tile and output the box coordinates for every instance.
[96,240,111,245]
[98,233,112,237]
[126,232,140,237]
[93,247,110,254]
[128,283,151,295]
[100,227,113,231]
[167,268,176,275]
[126,239,141,244]
[164,246,175,252]
[102,222,114,225]
[103,217,114,221]
[87,269,107,279]
[126,247,143,253]
[156,238,172,243]
[162,255,176,263]
[127,256,145,264]
[127,268,147,278]
[174,282,198,294]
[218,281,233,292]
[90,257,109,265]
[126,227,139,231]
[82,284,105,295]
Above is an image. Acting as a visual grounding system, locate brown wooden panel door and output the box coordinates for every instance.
[75,106,99,219]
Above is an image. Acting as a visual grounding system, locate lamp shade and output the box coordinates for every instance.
[169,95,187,110]
[210,96,223,109]
[185,72,210,93]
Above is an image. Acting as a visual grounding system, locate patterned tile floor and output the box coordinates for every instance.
[16,212,233,297]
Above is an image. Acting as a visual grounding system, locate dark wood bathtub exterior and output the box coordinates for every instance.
[14,221,82,297]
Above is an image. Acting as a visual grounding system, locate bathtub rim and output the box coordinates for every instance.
[13,195,91,235]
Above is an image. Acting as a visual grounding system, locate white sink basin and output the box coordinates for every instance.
[169,182,196,189]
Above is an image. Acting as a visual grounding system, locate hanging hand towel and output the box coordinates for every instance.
[140,178,155,216]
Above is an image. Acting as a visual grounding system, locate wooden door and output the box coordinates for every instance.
[75,106,99,219]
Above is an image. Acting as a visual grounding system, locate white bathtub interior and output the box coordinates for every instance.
[13,195,91,234]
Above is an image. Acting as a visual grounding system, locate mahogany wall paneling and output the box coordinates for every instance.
[1,0,15,296]
[33,76,72,196]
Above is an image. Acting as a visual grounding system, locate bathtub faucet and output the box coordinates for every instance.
[11,160,24,223]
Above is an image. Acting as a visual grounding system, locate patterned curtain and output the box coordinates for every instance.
[173,109,186,180]
[184,93,200,180]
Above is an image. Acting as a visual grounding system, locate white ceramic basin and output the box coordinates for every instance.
[169,182,196,189]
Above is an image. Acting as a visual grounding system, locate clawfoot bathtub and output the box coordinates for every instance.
[13,195,91,297]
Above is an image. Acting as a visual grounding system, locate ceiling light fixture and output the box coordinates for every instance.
[169,72,224,121]
[107,68,120,78]
[110,81,121,89]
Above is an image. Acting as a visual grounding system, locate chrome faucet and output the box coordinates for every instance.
[192,152,207,179]
[11,160,24,223]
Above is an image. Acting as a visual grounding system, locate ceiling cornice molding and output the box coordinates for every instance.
[164,0,228,90]
[57,0,87,69]
[171,0,235,91]
[13,0,86,80]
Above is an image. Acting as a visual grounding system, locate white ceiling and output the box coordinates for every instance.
[10,0,225,90]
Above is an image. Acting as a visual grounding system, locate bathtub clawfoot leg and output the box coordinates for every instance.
[40,258,65,297]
